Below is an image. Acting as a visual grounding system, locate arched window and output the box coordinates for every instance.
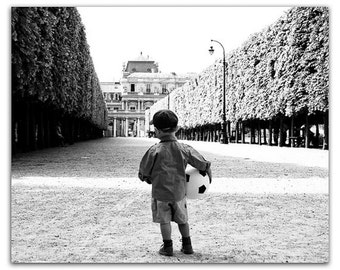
[146,84,151,93]
[162,84,167,94]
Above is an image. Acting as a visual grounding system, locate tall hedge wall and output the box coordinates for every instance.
[12,7,107,129]
[149,7,329,129]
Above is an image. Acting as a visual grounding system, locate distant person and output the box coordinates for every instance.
[138,109,212,256]
[56,121,65,146]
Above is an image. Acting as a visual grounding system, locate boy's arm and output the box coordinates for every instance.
[138,147,157,184]
[186,145,212,182]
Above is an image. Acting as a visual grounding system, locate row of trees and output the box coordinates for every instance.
[12,7,108,153]
[148,7,329,149]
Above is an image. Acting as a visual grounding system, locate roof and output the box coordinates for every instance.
[127,72,197,80]
[132,52,153,62]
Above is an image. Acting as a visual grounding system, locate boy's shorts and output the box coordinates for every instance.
[151,197,188,224]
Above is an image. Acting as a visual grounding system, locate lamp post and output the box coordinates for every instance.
[163,88,170,109]
[209,39,228,144]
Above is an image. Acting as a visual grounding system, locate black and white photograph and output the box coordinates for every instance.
[6,1,337,266]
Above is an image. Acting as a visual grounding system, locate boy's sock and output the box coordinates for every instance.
[181,237,194,254]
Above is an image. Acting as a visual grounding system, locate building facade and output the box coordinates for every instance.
[101,53,195,137]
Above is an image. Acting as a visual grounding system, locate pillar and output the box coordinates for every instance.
[137,118,140,137]
[125,118,129,137]
[113,118,117,137]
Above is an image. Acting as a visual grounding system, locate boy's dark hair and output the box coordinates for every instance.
[150,109,178,132]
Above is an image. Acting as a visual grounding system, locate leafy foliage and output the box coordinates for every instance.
[149,7,329,127]
[12,7,108,129]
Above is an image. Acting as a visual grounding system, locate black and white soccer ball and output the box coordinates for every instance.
[185,164,211,199]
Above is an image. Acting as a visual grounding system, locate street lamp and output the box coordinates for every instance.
[209,39,228,144]
[163,88,170,109]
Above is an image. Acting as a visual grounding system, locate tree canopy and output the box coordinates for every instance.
[12,7,108,129]
[149,7,329,128]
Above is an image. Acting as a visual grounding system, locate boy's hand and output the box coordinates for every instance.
[207,167,212,183]
[199,167,212,183]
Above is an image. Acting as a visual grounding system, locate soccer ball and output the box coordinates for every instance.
[185,164,211,199]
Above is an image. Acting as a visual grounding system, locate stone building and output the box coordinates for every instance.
[101,52,195,137]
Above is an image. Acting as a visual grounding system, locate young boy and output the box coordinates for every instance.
[138,109,212,256]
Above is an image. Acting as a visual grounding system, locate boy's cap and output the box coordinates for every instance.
[150,109,178,131]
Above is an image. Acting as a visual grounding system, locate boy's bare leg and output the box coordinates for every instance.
[178,223,193,254]
[160,223,172,240]
[159,223,173,256]
[178,222,190,238]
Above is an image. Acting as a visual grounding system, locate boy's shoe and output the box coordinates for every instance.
[181,244,194,254]
[159,244,173,256]
[181,237,194,254]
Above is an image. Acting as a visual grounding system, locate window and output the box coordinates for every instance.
[146,84,151,93]
[113,107,119,111]
[130,106,136,111]
[162,84,167,94]
[130,84,135,92]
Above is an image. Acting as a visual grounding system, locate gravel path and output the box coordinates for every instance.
[12,137,328,179]
[11,137,329,263]
[12,176,328,194]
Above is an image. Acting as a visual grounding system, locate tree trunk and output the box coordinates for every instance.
[258,121,261,145]
[20,102,30,152]
[305,114,309,148]
[315,123,319,148]
[37,104,45,149]
[250,123,255,144]
[227,121,231,143]
[323,113,328,150]
[290,116,294,147]
[241,122,245,143]
[278,116,284,147]
[269,120,273,146]
[235,121,239,143]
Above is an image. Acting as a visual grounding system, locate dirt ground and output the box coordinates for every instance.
[11,137,329,263]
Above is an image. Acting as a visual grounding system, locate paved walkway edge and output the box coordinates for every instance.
[12,176,328,194]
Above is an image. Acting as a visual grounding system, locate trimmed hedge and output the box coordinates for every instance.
[12,7,107,129]
[149,7,329,129]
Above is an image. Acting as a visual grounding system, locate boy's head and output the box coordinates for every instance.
[151,109,178,134]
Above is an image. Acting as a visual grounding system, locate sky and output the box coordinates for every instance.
[77,6,292,82]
